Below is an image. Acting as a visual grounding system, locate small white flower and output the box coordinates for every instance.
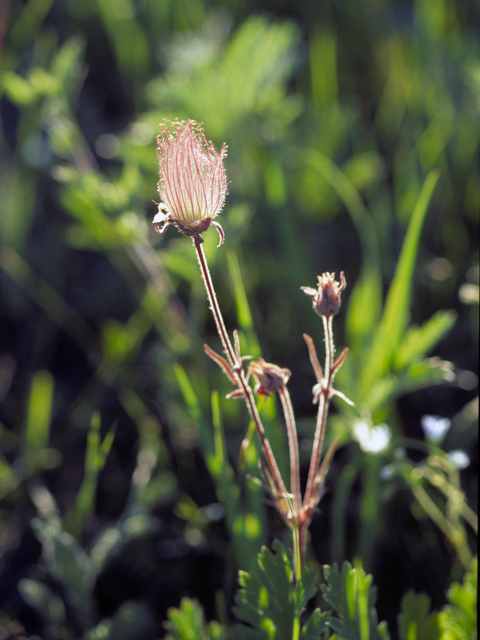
[421,415,451,443]
[352,420,391,454]
[447,450,470,470]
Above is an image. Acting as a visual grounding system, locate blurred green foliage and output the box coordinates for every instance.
[0,0,478,637]
[164,597,226,640]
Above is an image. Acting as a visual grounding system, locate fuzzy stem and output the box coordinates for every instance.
[194,239,288,501]
[194,239,236,368]
[303,316,334,513]
[278,386,302,518]
[238,372,289,499]
[297,522,308,574]
[291,519,302,639]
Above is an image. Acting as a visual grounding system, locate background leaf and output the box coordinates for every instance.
[321,561,389,640]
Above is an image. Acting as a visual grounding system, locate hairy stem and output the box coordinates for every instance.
[237,371,288,499]
[303,316,334,514]
[278,386,302,517]
[194,239,288,501]
[194,239,236,368]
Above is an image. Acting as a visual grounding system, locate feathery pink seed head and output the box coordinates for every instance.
[156,120,228,227]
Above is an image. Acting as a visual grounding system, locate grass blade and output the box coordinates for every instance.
[361,169,440,395]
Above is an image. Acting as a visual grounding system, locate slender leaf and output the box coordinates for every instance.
[394,310,457,370]
[361,170,440,393]
[69,412,117,537]
[24,370,54,468]
[346,264,383,351]
[227,249,261,357]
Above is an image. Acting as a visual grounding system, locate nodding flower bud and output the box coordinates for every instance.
[249,358,291,396]
[153,120,228,246]
[301,272,346,317]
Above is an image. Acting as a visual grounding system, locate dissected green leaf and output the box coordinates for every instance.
[321,561,389,640]
[233,540,327,640]
[398,591,441,640]
[439,557,477,640]
[164,597,225,640]
[300,607,331,640]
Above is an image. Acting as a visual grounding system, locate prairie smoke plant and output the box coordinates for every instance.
[152,121,352,578]
[153,120,228,246]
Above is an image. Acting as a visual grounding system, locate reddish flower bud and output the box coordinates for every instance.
[249,358,291,396]
[301,272,346,317]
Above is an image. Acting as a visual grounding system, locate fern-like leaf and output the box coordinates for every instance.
[232,540,328,640]
[320,561,389,640]
[164,597,225,640]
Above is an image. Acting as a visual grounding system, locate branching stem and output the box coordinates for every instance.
[195,239,347,579]
[194,239,288,504]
